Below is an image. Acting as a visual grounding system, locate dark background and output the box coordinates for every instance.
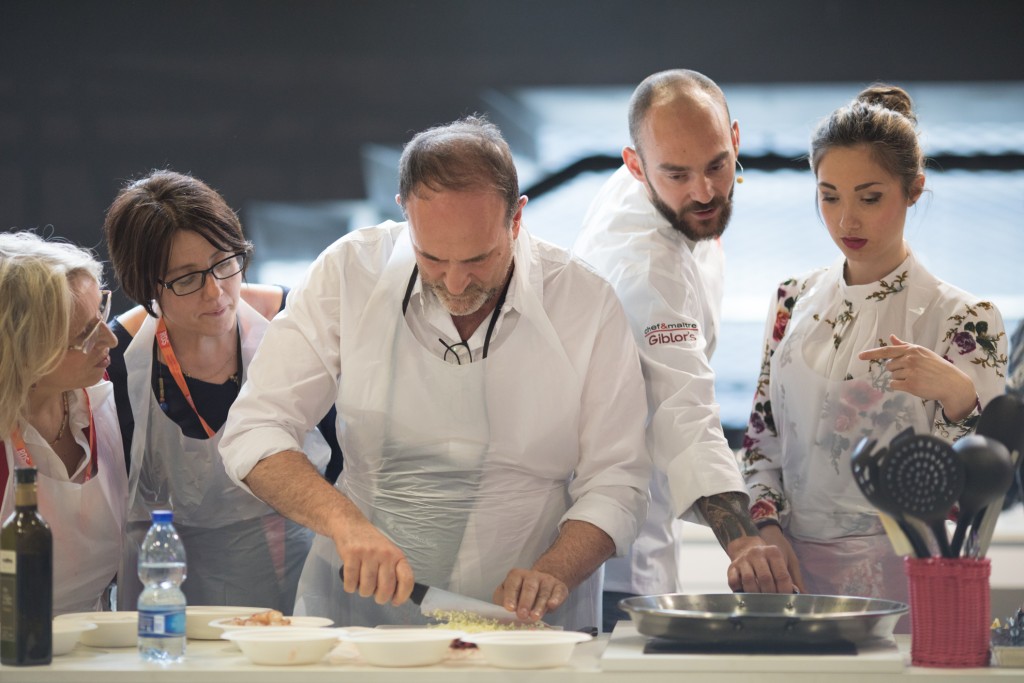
[3,0,1022,254]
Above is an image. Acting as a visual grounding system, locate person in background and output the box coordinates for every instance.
[220,116,651,630]
[573,69,795,632]
[0,230,127,615]
[741,85,1008,607]
[103,170,335,612]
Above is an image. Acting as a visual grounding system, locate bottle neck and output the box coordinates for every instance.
[14,482,38,509]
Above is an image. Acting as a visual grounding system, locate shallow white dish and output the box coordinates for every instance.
[223,627,341,666]
[55,611,137,648]
[345,628,464,667]
[207,615,334,637]
[462,630,592,669]
[185,606,269,640]
[51,620,98,656]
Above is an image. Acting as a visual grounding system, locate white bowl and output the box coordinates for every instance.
[223,628,341,665]
[185,606,270,640]
[55,611,138,648]
[462,630,593,669]
[345,628,464,667]
[51,620,97,656]
[207,615,334,637]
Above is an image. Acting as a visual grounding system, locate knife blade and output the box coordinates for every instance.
[338,566,516,622]
[410,582,519,622]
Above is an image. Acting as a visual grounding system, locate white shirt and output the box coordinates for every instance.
[220,221,650,558]
[573,166,745,594]
[741,249,1009,536]
[15,391,94,483]
[2,381,128,615]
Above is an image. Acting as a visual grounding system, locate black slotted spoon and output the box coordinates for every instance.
[851,431,931,558]
[881,430,965,559]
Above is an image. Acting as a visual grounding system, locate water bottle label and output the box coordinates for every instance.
[138,608,186,637]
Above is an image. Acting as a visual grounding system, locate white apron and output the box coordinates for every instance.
[770,267,925,606]
[119,301,328,612]
[1,382,128,615]
[294,229,600,630]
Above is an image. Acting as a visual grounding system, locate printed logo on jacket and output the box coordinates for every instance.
[643,321,699,346]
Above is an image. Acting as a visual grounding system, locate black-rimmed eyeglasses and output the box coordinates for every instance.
[68,289,112,354]
[158,253,247,296]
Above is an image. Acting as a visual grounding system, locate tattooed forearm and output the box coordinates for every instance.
[696,491,760,550]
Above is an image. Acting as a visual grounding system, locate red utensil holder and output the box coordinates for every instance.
[905,557,990,668]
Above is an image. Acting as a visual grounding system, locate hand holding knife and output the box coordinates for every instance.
[339,566,520,623]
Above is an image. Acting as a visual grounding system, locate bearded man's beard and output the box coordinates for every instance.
[650,184,735,241]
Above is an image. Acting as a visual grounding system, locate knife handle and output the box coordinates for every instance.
[409,582,428,606]
[337,566,429,606]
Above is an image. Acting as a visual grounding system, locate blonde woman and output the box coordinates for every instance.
[0,231,127,614]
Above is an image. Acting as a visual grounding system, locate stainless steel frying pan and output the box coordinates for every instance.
[619,593,907,645]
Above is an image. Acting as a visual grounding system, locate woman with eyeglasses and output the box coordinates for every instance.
[1,231,128,615]
[103,170,332,611]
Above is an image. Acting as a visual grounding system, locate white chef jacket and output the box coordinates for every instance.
[573,166,744,595]
[220,221,650,627]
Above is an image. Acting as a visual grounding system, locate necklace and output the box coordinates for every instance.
[183,369,240,385]
[47,391,69,446]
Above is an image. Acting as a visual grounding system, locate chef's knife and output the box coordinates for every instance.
[338,566,517,622]
[409,582,519,622]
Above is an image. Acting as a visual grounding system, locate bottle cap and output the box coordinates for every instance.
[14,467,38,484]
[152,509,174,523]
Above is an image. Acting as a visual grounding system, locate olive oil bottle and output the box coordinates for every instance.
[1,467,53,666]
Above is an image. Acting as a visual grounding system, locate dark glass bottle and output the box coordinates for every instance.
[1,467,53,666]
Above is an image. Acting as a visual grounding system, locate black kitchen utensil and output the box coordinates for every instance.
[851,432,931,558]
[975,392,1024,510]
[966,393,1024,557]
[949,434,1014,557]
[882,429,965,558]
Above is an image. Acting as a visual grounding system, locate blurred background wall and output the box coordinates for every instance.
[3,0,1022,248]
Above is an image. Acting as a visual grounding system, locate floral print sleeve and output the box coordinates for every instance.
[934,301,1008,439]
[741,277,806,527]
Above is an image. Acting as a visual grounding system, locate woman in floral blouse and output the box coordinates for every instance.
[740,84,1008,608]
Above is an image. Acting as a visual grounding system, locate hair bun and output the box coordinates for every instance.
[856,84,917,124]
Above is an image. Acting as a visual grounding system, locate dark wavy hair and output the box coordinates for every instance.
[103,170,253,316]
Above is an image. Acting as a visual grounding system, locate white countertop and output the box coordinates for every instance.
[2,630,1020,683]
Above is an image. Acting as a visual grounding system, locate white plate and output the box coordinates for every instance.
[185,606,269,640]
[207,615,334,636]
[344,628,464,667]
[223,628,341,666]
[52,620,98,656]
[462,630,592,669]
[55,611,137,648]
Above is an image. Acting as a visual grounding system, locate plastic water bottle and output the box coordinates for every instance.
[137,510,187,663]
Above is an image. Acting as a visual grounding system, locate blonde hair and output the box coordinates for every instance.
[0,231,103,436]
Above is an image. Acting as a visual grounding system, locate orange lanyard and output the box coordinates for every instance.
[155,318,217,438]
[8,389,97,481]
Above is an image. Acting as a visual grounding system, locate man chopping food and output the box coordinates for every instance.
[220,116,651,630]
